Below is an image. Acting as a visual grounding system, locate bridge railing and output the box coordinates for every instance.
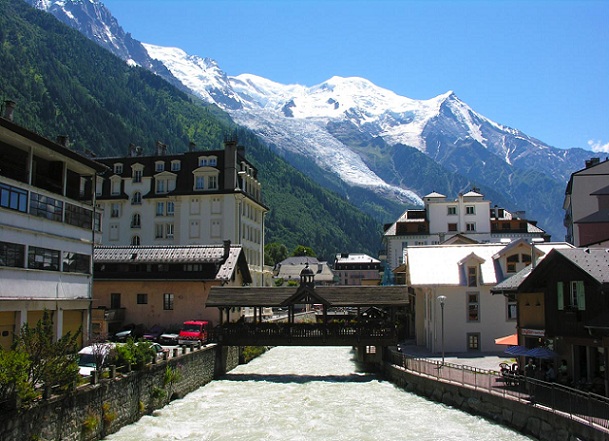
[386,350,609,433]
[213,322,398,345]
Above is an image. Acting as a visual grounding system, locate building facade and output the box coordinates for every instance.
[94,139,268,285]
[0,101,106,349]
[332,253,381,285]
[92,242,250,338]
[402,240,572,354]
[383,190,549,271]
[563,157,609,247]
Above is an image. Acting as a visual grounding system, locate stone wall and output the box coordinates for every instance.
[383,362,605,441]
[0,344,240,441]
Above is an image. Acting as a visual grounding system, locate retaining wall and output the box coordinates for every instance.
[383,362,605,441]
[0,344,240,441]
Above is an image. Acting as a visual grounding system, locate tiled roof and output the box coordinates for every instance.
[554,248,609,283]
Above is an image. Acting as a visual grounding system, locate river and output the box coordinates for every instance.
[105,346,531,441]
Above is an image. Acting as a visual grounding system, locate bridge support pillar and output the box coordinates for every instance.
[354,345,384,372]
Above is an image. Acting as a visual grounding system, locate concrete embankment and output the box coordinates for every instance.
[0,344,239,441]
[383,361,605,441]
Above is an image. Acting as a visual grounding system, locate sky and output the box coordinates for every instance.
[101,0,609,153]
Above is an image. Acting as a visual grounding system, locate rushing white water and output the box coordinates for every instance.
[106,347,531,441]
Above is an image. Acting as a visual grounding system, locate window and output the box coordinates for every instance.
[30,193,63,222]
[131,213,141,228]
[507,294,517,320]
[156,202,165,216]
[156,179,166,194]
[155,161,165,172]
[111,179,121,195]
[155,224,164,239]
[65,203,93,229]
[209,157,217,166]
[467,266,478,287]
[166,223,174,238]
[62,252,90,274]
[198,157,208,167]
[506,254,519,273]
[190,220,200,238]
[114,164,123,174]
[195,176,205,190]
[110,224,119,241]
[466,206,475,215]
[448,223,457,232]
[166,201,174,216]
[190,198,200,215]
[570,281,585,310]
[184,264,203,271]
[0,241,25,268]
[131,192,142,205]
[467,333,480,351]
[0,183,28,213]
[28,246,60,271]
[111,203,120,218]
[110,293,121,309]
[211,220,221,238]
[137,293,148,305]
[171,160,181,171]
[522,254,531,266]
[208,175,218,190]
[132,169,142,183]
[131,235,140,246]
[466,223,476,232]
[447,206,457,215]
[467,292,479,322]
[163,293,174,310]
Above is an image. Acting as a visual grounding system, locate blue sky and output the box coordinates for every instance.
[102,0,609,153]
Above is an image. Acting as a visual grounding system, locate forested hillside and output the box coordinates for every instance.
[0,0,383,259]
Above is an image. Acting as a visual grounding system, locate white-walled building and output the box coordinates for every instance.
[332,253,381,285]
[402,240,573,354]
[0,101,106,349]
[563,157,609,247]
[94,139,268,285]
[383,190,549,271]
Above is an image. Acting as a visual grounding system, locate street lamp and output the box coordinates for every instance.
[437,295,447,365]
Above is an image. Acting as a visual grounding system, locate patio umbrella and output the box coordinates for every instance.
[526,347,559,359]
[495,333,518,345]
[505,345,529,356]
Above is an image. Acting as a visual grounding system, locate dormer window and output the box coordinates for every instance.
[156,179,166,194]
[110,177,121,195]
[171,160,181,171]
[131,192,142,205]
[133,169,142,183]
[155,161,165,172]
[114,163,123,174]
[199,157,208,167]
[467,266,478,287]
[209,156,217,166]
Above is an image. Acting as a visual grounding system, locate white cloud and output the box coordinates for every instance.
[588,139,609,153]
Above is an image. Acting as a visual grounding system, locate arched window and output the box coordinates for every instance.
[131,213,141,228]
[131,235,141,246]
[131,191,142,205]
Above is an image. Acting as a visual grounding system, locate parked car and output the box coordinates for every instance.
[112,324,145,342]
[151,342,170,361]
[143,325,165,342]
[77,343,115,376]
[159,332,179,345]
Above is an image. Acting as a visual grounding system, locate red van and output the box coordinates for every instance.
[178,320,211,345]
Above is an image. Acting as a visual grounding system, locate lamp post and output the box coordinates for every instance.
[437,295,447,365]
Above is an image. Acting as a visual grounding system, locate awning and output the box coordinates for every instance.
[494,333,518,345]
[505,345,530,356]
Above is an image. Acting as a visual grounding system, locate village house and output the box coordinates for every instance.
[332,252,381,285]
[401,239,572,354]
[92,241,250,338]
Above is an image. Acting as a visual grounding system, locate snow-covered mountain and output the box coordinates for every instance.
[25,0,596,238]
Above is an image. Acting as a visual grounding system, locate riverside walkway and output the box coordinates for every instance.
[390,343,609,438]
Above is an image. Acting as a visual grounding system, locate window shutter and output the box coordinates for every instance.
[557,282,564,310]
[577,281,586,310]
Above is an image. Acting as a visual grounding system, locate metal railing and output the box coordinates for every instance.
[387,350,609,433]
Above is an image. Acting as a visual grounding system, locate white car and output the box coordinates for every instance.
[77,343,114,376]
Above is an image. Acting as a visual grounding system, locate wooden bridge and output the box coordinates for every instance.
[206,265,409,347]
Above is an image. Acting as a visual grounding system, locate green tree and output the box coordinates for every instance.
[264,242,289,266]
[0,347,35,405]
[13,310,80,393]
[292,245,316,257]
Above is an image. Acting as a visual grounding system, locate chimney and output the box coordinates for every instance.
[156,141,167,156]
[189,141,196,152]
[585,157,600,168]
[223,136,238,190]
[129,143,137,157]
[223,240,231,260]
[56,135,69,147]
[3,100,16,121]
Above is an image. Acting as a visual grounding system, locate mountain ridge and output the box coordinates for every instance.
[24,0,599,240]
